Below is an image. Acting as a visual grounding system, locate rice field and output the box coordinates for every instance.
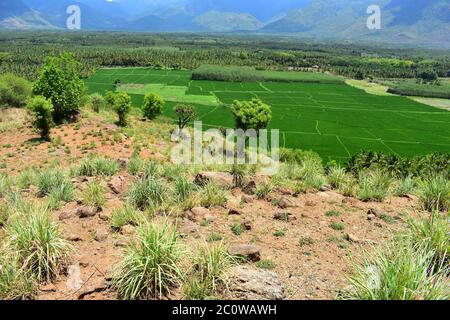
[85,68,450,161]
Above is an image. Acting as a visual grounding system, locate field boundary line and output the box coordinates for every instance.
[258,82,274,93]
[315,120,322,135]
[335,136,351,157]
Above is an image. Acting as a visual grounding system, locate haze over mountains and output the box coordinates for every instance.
[1,0,449,47]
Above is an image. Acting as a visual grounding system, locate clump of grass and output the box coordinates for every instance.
[380,213,395,224]
[0,201,9,226]
[111,206,145,231]
[299,236,315,246]
[200,182,226,208]
[229,164,249,188]
[417,176,449,212]
[255,259,276,270]
[330,222,345,231]
[207,233,223,242]
[183,243,234,300]
[255,182,273,199]
[0,174,12,197]
[36,169,67,197]
[127,177,166,210]
[327,166,347,189]
[82,180,106,209]
[77,156,119,177]
[273,228,287,237]
[0,256,38,300]
[15,167,37,189]
[343,239,449,300]
[127,157,146,176]
[230,223,246,236]
[47,180,75,209]
[174,176,195,202]
[393,176,416,197]
[3,207,72,283]
[112,222,183,299]
[357,170,393,202]
[325,210,341,217]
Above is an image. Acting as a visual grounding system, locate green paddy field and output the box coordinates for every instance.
[85,68,450,161]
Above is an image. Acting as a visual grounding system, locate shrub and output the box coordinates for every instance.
[0,73,31,108]
[357,170,392,202]
[255,182,272,199]
[200,182,226,208]
[77,156,119,176]
[112,222,183,299]
[142,93,164,120]
[27,96,54,140]
[90,93,104,113]
[127,177,166,210]
[343,239,449,300]
[174,104,196,130]
[111,206,145,231]
[393,176,416,197]
[230,98,272,131]
[82,180,106,209]
[107,91,131,126]
[3,207,72,283]
[417,176,449,212]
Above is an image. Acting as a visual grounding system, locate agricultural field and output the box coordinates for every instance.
[85,68,450,162]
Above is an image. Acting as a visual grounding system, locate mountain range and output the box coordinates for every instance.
[0,0,449,48]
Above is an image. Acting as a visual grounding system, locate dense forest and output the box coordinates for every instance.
[0,31,449,81]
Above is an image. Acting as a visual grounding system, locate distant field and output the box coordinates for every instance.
[386,79,450,99]
[85,68,450,162]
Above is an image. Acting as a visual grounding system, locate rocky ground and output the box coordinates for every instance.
[0,108,423,300]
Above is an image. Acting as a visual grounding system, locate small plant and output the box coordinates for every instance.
[207,233,224,242]
[230,164,247,188]
[380,213,395,224]
[255,259,276,270]
[127,177,166,210]
[127,157,145,176]
[200,182,226,208]
[112,222,183,299]
[77,156,119,176]
[0,256,38,300]
[27,96,54,140]
[90,93,104,113]
[325,210,341,217]
[357,170,392,202]
[48,179,74,209]
[417,176,449,212]
[273,228,286,237]
[142,92,164,120]
[82,180,106,209]
[230,223,246,236]
[255,182,272,199]
[393,176,416,197]
[174,176,195,201]
[330,222,345,231]
[327,166,347,189]
[36,169,68,197]
[111,206,145,231]
[299,236,315,246]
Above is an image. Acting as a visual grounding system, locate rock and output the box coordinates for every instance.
[317,192,330,198]
[274,211,296,222]
[114,239,128,248]
[59,211,72,221]
[346,234,360,243]
[94,230,108,242]
[243,220,252,230]
[226,196,241,209]
[342,197,357,206]
[120,225,136,235]
[41,283,57,292]
[203,213,216,223]
[276,187,294,196]
[241,194,254,203]
[279,197,295,209]
[367,208,383,218]
[367,214,376,221]
[79,258,90,268]
[108,176,125,194]
[98,211,111,221]
[242,181,257,195]
[194,172,233,188]
[178,219,199,235]
[77,206,98,218]
[305,200,317,207]
[228,208,242,215]
[67,234,82,242]
[117,158,128,169]
[189,207,211,222]
[229,244,261,262]
[228,266,284,300]
[320,185,332,192]
[66,264,83,291]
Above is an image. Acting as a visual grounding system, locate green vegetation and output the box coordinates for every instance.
[82,180,106,209]
[26,96,54,140]
[127,177,166,210]
[111,206,145,231]
[230,99,272,131]
[417,176,449,212]
[90,93,105,113]
[142,93,164,120]
[255,259,277,270]
[0,73,31,108]
[387,79,450,99]
[77,156,119,177]
[106,91,132,126]
[174,104,197,130]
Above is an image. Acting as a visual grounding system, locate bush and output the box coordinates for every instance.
[3,207,72,283]
[77,156,119,177]
[417,176,449,212]
[393,176,416,197]
[0,256,38,300]
[0,73,31,108]
[27,96,54,140]
[112,222,183,299]
[343,239,449,300]
[230,98,272,131]
[142,93,164,120]
[127,177,166,210]
[357,170,393,202]
[174,104,196,130]
[107,91,131,126]
[89,93,104,113]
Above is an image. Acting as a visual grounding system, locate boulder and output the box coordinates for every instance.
[228,266,284,300]
[242,181,257,195]
[77,206,98,218]
[94,230,108,242]
[189,207,211,222]
[274,211,296,222]
[367,208,383,218]
[108,176,126,194]
[229,244,261,262]
[194,172,233,188]
[228,208,242,216]
[279,197,295,209]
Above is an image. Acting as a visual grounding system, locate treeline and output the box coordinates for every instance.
[0,31,449,81]
[387,81,450,99]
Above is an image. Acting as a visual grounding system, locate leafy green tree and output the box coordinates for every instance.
[106,91,131,126]
[90,93,104,113]
[32,52,85,122]
[27,96,54,140]
[230,98,272,131]
[142,93,164,120]
[173,104,196,130]
[0,74,31,108]
[417,70,438,84]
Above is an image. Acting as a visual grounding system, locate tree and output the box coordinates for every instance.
[27,96,54,140]
[142,93,164,120]
[32,52,85,122]
[417,70,438,84]
[230,98,272,131]
[90,93,104,113]
[0,74,31,109]
[106,91,131,126]
[173,104,196,130]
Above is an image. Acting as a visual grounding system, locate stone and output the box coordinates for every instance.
[66,264,83,291]
[117,158,128,169]
[276,187,294,196]
[305,200,317,207]
[59,211,72,221]
[108,176,126,194]
[279,197,294,209]
[41,283,57,292]
[367,208,383,218]
[77,206,98,218]
[178,219,199,235]
[189,207,211,222]
[194,172,233,188]
[274,211,296,222]
[342,197,358,206]
[242,181,257,195]
[241,194,254,203]
[346,234,360,243]
[94,230,108,242]
[120,225,136,235]
[229,244,261,262]
[114,239,128,248]
[79,258,90,268]
[320,185,332,192]
[228,208,242,215]
[98,211,111,221]
[67,234,82,242]
[243,220,252,230]
[367,213,376,221]
[228,266,284,300]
